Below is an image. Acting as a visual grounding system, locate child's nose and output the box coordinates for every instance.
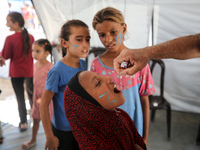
[105,35,112,43]
[105,76,112,83]
[83,40,89,48]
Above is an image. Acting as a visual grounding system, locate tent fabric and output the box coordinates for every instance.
[0,0,200,113]
[32,0,152,48]
[152,0,200,113]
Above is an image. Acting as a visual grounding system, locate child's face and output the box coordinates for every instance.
[6,16,17,31]
[95,20,126,52]
[79,71,125,110]
[62,26,90,58]
[32,43,49,61]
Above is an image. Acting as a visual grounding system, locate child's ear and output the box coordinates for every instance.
[45,51,50,57]
[122,23,127,34]
[14,22,19,27]
[61,39,69,49]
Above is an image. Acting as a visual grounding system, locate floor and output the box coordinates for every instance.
[0,78,200,150]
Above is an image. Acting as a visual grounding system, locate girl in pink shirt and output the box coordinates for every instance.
[91,7,156,145]
[22,39,53,149]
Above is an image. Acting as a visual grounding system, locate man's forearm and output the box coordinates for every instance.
[146,33,200,60]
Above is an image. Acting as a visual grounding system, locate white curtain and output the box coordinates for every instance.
[1,0,199,113]
[152,0,200,113]
[32,0,152,48]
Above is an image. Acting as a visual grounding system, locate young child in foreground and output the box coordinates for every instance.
[63,71,147,150]
[22,39,53,149]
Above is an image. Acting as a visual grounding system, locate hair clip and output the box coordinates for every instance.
[45,42,48,45]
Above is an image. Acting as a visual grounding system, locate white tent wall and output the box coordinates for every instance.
[0,0,11,78]
[152,0,200,113]
[0,0,46,78]
[1,0,200,113]
[32,0,153,48]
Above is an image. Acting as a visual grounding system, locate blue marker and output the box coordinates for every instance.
[74,45,79,52]
[99,90,118,105]
[116,32,123,45]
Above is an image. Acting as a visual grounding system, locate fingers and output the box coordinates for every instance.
[0,56,6,66]
[45,147,57,150]
[121,66,139,76]
[113,49,130,74]
[45,138,59,150]
[114,48,150,75]
[113,60,121,74]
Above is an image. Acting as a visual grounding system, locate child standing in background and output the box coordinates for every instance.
[91,7,156,145]
[40,20,90,150]
[22,39,53,149]
[0,12,34,132]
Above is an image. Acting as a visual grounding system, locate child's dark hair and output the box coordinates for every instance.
[8,12,30,56]
[34,39,53,62]
[59,19,89,57]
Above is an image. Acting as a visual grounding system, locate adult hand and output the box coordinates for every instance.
[113,48,150,75]
[45,136,59,150]
[0,56,5,67]
[135,144,144,150]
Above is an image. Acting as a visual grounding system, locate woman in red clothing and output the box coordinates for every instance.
[64,71,147,150]
[0,12,34,132]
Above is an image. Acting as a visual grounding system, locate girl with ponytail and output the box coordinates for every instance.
[0,12,34,132]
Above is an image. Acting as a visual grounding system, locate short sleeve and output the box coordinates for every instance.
[90,57,98,72]
[1,37,13,59]
[45,69,60,93]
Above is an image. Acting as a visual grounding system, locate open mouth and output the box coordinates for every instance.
[114,85,121,93]
[83,50,88,53]
[107,44,115,48]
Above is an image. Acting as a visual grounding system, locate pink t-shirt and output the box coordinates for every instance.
[31,61,53,120]
[90,56,156,136]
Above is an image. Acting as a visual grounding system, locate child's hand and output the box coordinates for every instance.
[37,98,41,104]
[0,56,5,67]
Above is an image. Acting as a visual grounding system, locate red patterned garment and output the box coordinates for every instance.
[64,85,147,150]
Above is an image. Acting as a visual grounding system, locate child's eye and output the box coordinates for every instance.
[99,34,105,38]
[111,30,117,34]
[77,39,82,42]
[86,38,90,42]
[96,81,101,87]
[36,50,40,53]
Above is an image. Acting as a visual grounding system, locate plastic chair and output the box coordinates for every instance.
[89,47,106,57]
[149,59,171,139]
[86,47,106,69]
[196,122,200,145]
